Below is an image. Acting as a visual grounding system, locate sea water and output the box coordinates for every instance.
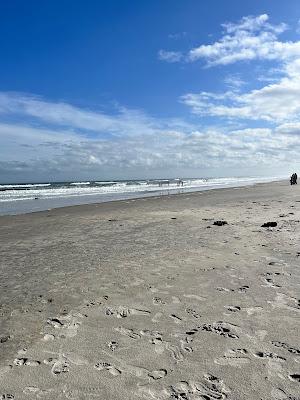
[0,176,284,215]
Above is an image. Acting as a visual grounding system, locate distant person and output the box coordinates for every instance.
[290,173,297,185]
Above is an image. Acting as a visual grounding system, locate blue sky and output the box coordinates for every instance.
[1,0,300,182]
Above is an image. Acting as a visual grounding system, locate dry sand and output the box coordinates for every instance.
[0,180,299,399]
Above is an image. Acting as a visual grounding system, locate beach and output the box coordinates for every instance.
[0,180,299,399]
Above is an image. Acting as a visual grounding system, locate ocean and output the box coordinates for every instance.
[0,176,284,215]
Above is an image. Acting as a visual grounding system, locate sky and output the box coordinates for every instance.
[1,0,300,182]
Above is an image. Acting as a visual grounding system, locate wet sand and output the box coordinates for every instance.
[0,180,299,399]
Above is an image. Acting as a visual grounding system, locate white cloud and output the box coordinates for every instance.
[224,74,246,89]
[1,91,300,180]
[158,49,183,62]
[188,14,298,66]
[296,19,300,34]
[168,32,187,40]
[159,14,300,67]
[3,14,300,180]
[221,14,286,35]
[1,115,300,180]
[182,57,300,122]
[276,121,300,135]
[177,14,300,123]
[0,92,193,138]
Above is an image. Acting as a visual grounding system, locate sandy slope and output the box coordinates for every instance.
[0,180,299,399]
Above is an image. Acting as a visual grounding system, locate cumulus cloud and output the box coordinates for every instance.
[182,55,300,122]
[1,89,300,181]
[3,14,300,181]
[160,14,300,67]
[176,15,300,124]
[1,98,300,180]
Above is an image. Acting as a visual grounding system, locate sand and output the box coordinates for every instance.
[0,180,299,399]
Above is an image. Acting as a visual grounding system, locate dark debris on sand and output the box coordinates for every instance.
[261,222,277,228]
[213,221,228,226]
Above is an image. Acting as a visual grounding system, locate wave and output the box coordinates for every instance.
[0,183,51,190]
[95,181,118,185]
[69,182,91,185]
[0,176,285,204]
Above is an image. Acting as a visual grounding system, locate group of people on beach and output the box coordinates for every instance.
[290,173,297,185]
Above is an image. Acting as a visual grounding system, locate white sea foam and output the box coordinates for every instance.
[0,183,51,189]
[0,176,286,215]
[70,182,91,185]
[95,181,118,185]
[0,176,284,203]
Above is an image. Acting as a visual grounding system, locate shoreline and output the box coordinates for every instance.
[0,179,299,399]
[0,178,285,218]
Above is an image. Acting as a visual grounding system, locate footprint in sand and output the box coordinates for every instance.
[0,395,15,400]
[94,362,121,376]
[165,343,184,362]
[51,355,70,376]
[215,348,250,367]
[253,351,286,362]
[224,305,241,312]
[43,352,87,376]
[185,308,201,319]
[160,375,231,400]
[201,322,239,339]
[105,306,151,318]
[152,297,166,305]
[289,374,300,382]
[63,386,105,399]
[113,361,168,381]
[13,358,40,367]
[197,374,231,399]
[42,352,70,376]
[151,312,163,323]
[145,333,186,362]
[114,326,141,339]
[244,306,263,315]
[172,296,181,304]
[169,314,183,324]
[185,328,199,337]
[217,287,234,292]
[140,329,162,342]
[271,387,300,400]
[180,339,193,354]
[150,337,165,354]
[47,318,64,328]
[46,314,81,338]
[84,299,102,308]
[148,369,167,380]
[44,357,57,365]
[268,293,300,312]
[238,285,249,293]
[0,335,10,344]
[183,294,206,301]
[272,341,300,355]
[262,277,281,288]
[23,387,53,398]
[107,341,118,351]
[43,333,55,341]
